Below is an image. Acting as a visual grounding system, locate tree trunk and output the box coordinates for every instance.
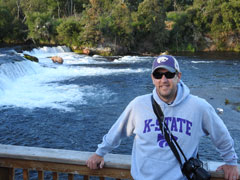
[57,0,60,18]
[16,0,21,19]
[70,0,73,16]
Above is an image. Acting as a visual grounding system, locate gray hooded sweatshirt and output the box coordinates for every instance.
[96,81,238,180]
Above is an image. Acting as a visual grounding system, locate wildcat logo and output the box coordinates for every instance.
[157,57,168,64]
[157,133,178,148]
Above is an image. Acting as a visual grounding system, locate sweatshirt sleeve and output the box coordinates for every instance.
[96,100,135,157]
[202,101,238,165]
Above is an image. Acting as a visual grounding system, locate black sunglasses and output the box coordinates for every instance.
[153,71,176,79]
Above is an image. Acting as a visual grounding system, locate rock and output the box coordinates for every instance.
[82,48,91,55]
[216,108,224,114]
[160,51,169,55]
[237,106,240,112]
[51,56,63,64]
[23,54,39,63]
[225,99,230,105]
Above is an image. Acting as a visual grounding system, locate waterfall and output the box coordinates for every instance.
[24,45,71,55]
[0,60,39,94]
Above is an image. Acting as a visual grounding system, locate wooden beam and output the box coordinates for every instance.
[23,169,29,180]
[9,168,15,180]
[53,172,58,180]
[0,144,239,180]
[38,171,44,180]
[83,175,89,180]
[0,144,130,169]
[0,167,14,180]
[68,174,74,180]
[0,158,132,179]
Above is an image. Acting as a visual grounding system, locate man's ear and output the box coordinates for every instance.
[151,74,155,85]
[177,72,182,82]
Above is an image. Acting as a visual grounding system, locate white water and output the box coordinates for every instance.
[0,46,149,111]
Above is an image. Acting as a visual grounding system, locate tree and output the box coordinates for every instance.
[57,17,82,46]
[133,0,168,52]
[167,11,196,51]
[0,6,13,42]
[77,0,109,47]
[191,0,240,51]
[125,0,143,11]
[99,0,133,50]
[25,12,58,43]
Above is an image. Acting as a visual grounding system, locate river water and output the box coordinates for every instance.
[0,46,239,178]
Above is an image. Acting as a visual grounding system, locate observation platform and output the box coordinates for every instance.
[0,144,239,180]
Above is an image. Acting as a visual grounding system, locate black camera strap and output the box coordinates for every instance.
[151,95,211,180]
[151,95,188,167]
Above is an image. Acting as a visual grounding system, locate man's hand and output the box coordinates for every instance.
[217,164,239,180]
[86,153,104,169]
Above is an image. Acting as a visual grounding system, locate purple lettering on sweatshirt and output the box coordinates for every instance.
[143,119,152,133]
[186,120,192,136]
[171,117,178,132]
[177,118,186,133]
[165,117,171,126]
[155,119,160,131]
[143,117,192,136]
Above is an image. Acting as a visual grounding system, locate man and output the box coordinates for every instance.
[86,55,239,180]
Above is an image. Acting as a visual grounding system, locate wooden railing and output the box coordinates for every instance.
[0,144,239,180]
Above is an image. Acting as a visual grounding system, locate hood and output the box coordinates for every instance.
[152,80,190,107]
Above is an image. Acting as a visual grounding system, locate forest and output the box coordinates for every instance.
[0,0,240,55]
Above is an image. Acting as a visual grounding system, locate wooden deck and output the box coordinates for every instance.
[0,144,239,180]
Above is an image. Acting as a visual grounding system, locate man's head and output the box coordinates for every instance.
[152,55,180,73]
[151,55,182,104]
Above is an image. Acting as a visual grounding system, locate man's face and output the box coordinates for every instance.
[151,68,181,103]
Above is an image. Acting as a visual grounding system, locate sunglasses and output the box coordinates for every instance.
[153,71,176,79]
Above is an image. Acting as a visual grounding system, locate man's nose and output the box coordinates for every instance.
[160,74,168,81]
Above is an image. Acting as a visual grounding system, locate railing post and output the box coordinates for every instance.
[38,171,44,180]
[0,167,14,180]
[68,174,74,180]
[53,172,59,180]
[23,169,29,180]
[84,175,89,180]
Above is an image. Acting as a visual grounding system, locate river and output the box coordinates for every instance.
[0,46,239,179]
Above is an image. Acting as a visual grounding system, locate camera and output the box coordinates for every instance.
[182,158,211,180]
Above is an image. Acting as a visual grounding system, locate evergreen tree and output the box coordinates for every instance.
[133,0,168,52]
[99,0,133,50]
[125,0,143,11]
[77,0,104,47]
[191,0,240,51]
[57,17,82,46]
[0,6,13,42]
[25,12,58,43]
[167,11,196,51]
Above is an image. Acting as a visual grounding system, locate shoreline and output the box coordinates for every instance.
[1,43,240,59]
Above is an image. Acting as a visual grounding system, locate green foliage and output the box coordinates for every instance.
[237,106,240,112]
[191,0,240,51]
[25,12,58,43]
[23,54,39,62]
[166,0,193,11]
[133,0,168,52]
[56,17,82,46]
[0,6,13,42]
[0,0,240,53]
[125,0,143,11]
[220,0,240,32]
[167,11,196,51]
[99,0,133,48]
[10,18,28,43]
[77,2,102,47]
[0,0,19,17]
